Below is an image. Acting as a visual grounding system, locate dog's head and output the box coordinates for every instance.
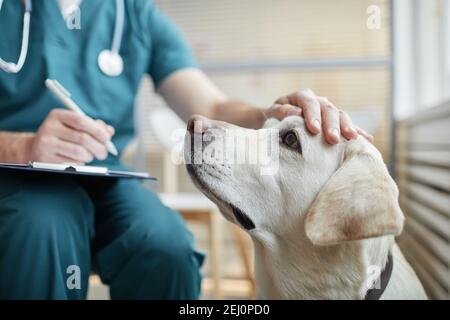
[185,115,404,246]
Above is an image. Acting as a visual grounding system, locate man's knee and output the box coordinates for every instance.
[105,208,204,299]
[151,225,201,272]
[140,210,203,276]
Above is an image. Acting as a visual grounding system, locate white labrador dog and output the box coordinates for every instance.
[184,115,427,300]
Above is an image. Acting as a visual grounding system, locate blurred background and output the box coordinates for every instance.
[89,0,450,300]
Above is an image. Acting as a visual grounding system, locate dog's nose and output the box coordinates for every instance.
[187,115,211,134]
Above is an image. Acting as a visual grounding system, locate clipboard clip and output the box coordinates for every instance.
[30,162,109,174]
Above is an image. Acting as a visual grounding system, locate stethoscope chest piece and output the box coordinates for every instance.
[98,49,123,77]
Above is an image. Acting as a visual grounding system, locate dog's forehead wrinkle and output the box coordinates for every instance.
[279,116,305,127]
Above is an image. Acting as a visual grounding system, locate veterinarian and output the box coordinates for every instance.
[0,0,372,299]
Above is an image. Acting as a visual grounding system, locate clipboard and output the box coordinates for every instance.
[0,162,156,180]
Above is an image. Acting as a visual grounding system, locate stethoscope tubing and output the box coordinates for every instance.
[0,0,124,75]
[112,0,124,54]
[0,0,32,73]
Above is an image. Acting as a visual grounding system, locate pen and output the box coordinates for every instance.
[45,79,118,157]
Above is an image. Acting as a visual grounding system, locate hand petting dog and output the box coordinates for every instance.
[266,89,374,144]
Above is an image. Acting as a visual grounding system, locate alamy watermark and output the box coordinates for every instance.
[366,5,381,30]
[66,265,81,290]
[171,121,280,176]
[366,265,382,290]
[62,3,81,30]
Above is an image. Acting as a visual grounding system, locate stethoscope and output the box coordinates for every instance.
[0,0,125,77]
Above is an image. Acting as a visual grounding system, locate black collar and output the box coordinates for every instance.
[364,253,394,300]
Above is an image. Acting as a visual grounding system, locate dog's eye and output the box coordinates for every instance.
[282,130,301,152]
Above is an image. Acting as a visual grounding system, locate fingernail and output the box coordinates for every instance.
[313,119,321,131]
[287,109,299,116]
[348,126,356,134]
[330,128,340,140]
[347,126,357,137]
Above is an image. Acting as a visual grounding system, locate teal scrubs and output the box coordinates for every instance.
[0,0,203,299]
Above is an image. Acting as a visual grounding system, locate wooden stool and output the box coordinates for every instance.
[160,193,255,299]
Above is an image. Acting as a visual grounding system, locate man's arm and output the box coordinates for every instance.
[158,68,265,129]
[158,69,373,144]
[0,132,34,163]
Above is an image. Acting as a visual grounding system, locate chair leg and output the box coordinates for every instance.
[231,224,256,298]
[209,209,222,299]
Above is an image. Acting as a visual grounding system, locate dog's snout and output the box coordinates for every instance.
[185,115,216,165]
[187,115,212,134]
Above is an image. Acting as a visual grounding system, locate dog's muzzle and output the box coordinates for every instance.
[185,116,256,231]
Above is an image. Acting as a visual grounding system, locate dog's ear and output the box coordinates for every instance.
[304,138,404,246]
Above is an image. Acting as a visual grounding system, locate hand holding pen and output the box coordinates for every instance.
[22,79,118,164]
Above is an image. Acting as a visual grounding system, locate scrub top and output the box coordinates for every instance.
[0,0,196,168]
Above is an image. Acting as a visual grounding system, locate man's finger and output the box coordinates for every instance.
[55,123,108,160]
[355,126,374,142]
[318,97,340,144]
[44,153,85,165]
[96,119,115,136]
[50,136,94,163]
[56,110,112,143]
[293,91,321,134]
[274,95,291,105]
[265,104,302,120]
[339,110,358,140]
